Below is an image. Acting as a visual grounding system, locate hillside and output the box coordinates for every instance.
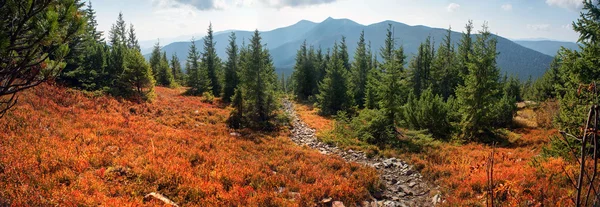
[0,84,381,206]
[150,17,554,80]
[514,40,580,56]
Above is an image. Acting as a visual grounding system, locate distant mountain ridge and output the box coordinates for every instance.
[146,17,554,80]
[513,40,580,56]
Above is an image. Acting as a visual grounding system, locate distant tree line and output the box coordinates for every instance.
[290,21,520,142]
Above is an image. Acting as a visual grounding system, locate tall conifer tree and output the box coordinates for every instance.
[202,23,222,96]
[456,23,501,140]
[223,32,239,102]
[350,30,370,108]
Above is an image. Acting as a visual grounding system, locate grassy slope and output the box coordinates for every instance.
[294,102,578,206]
[0,84,380,206]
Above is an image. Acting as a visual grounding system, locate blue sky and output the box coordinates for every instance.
[91,0,585,47]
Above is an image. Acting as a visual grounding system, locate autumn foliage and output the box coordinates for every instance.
[0,83,380,206]
[294,101,589,206]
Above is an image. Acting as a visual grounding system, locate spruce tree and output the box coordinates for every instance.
[108,12,127,46]
[186,38,211,95]
[455,23,502,140]
[365,44,380,109]
[404,87,452,139]
[409,36,435,97]
[223,32,239,102]
[170,53,184,83]
[61,1,107,91]
[457,20,474,83]
[553,0,600,140]
[107,44,128,94]
[85,1,103,42]
[317,42,351,116]
[339,36,351,71]
[202,23,222,96]
[149,41,162,81]
[122,49,156,101]
[315,47,326,87]
[232,30,279,130]
[63,42,108,91]
[432,27,459,100]
[157,52,175,87]
[378,25,407,138]
[292,40,317,100]
[350,30,370,108]
[128,24,140,51]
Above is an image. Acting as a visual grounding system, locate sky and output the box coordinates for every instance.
[91,0,587,47]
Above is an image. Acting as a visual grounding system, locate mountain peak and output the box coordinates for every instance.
[295,19,316,25]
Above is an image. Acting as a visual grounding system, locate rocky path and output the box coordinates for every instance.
[282,99,441,207]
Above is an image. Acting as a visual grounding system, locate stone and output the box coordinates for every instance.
[383,201,397,207]
[432,194,442,205]
[230,132,241,137]
[332,201,345,207]
[408,182,417,188]
[143,192,179,207]
[321,197,332,204]
[373,191,383,199]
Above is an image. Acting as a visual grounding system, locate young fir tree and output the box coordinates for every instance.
[455,23,502,140]
[108,12,127,46]
[122,49,156,101]
[404,87,452,139]
[339,36,351,72]
[202,23,222,97]
[170,53,184,83]
[365,44,380,109]
[432,27,459,100]
[292,40,317,101]
[315,47,326,88]
[280,72,287,93]
[127,24,140,51]
[230,30,279,130]
[186,38,211,95]
[85,1,103,42]
[223,32,239,102]
[149,41,162,80]
[409,36,435,97]
[63,42,108,91]
[457,20,474,84]
[350,30,371,108]
[61,1,107,91]
[377,24,407,140]
[157,52,175,87]
[317,42,351,116]
[107,44,128,94]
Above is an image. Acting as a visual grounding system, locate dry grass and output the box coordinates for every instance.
[0,84,381,206]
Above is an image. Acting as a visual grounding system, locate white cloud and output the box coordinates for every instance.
[527,24,551,31]
[167,0,338,10]
[561,24,572,29]
[501,4,512,11]
[446,3,460,12]
[546,0,584,11]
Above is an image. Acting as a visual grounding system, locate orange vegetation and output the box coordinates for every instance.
[405,129,578,206]
[293,101,585,206]
[293,103,334,135]
[0,84,380,206]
